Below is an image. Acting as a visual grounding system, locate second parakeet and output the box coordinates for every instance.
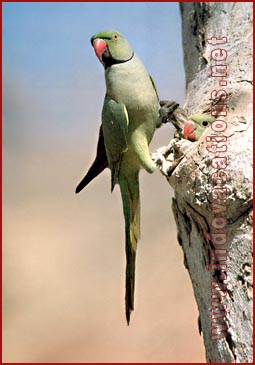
[76,30,159,324]
[183,114,215,141]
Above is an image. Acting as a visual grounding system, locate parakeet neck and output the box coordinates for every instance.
[103,52,134,70]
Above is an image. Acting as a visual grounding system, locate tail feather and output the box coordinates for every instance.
[119,173,140,325]
[75,126,108,194]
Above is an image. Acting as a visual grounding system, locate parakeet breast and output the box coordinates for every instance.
[105,54,158,139]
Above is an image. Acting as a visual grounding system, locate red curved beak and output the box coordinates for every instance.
[93,39,107,60]
[183,121,196,141]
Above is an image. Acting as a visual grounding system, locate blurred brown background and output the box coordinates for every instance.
[3,2,205,362]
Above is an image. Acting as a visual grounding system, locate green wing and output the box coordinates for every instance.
[102,95,129,191]
[150,75,159,101]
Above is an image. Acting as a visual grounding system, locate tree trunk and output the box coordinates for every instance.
[156,3,253,362]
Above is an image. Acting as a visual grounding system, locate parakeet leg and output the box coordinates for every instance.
[119,171,140,325]
[132,134,156,174]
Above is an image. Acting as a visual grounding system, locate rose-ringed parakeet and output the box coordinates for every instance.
[183,114,215,141]
[76,30,159,324]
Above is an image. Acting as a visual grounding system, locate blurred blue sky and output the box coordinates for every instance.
[3,2,185,149]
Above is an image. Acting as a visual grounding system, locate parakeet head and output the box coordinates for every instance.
[91,30,134,69]
[183,114,215,141]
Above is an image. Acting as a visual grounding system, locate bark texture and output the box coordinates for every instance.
[156,3,253,362]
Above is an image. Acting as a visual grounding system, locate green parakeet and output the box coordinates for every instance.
[76,30,159,324]
[183,114,215,141]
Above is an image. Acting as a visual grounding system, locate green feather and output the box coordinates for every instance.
[189,113,215,140]
[119,173,140,325]
[91,30,133,62]
[102,95,129,191]
[84,30,159,324]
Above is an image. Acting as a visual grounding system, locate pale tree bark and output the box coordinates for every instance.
[154,2,253,363]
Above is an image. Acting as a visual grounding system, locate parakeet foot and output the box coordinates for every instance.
[152,146,172,176]
[157,100,179,127]
[152,138,192,176]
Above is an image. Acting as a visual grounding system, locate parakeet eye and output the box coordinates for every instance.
[112,34,119,40]
[202,120,209,126]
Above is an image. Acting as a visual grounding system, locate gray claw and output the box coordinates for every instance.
[159,101,179,125]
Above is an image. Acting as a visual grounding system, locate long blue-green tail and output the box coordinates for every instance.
[119,172,140,325]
